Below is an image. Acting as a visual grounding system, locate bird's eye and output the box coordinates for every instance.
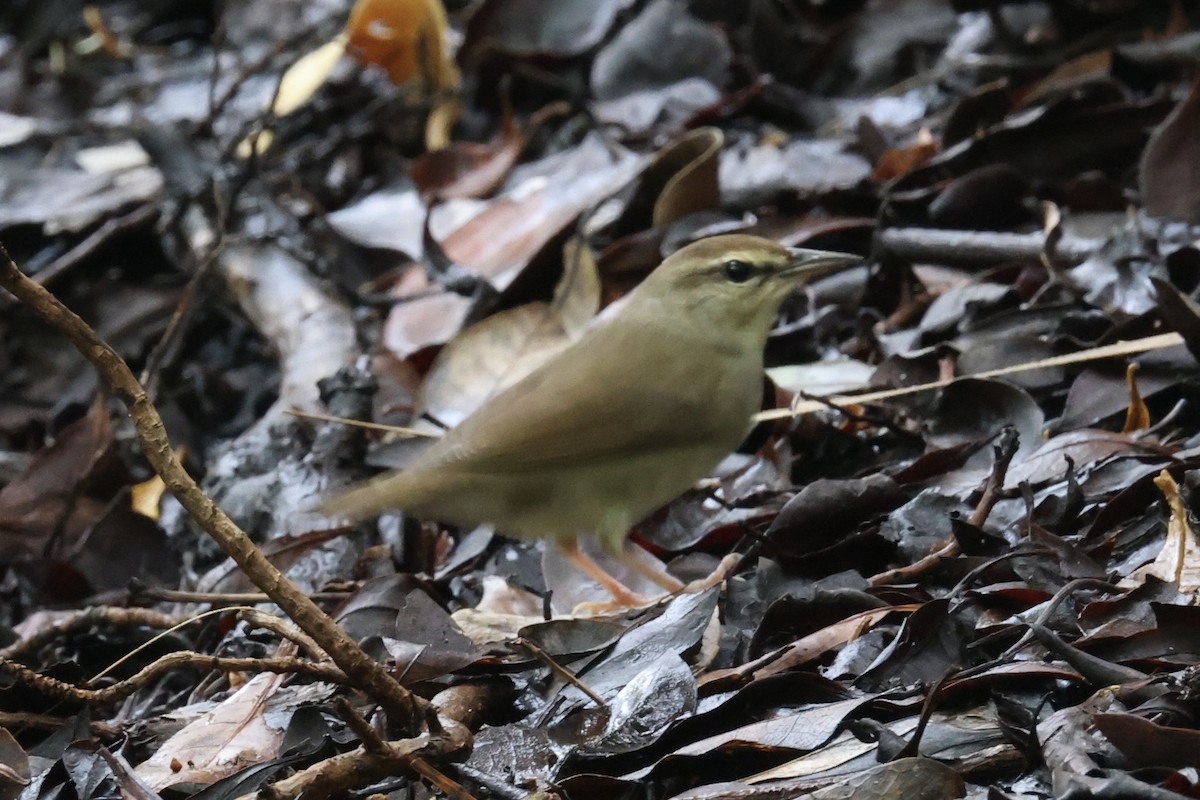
[722,259,753,283]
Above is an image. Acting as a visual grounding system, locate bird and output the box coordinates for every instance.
[320,234,859,607]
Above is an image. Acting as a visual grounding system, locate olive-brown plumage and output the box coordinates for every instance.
[321,234,858,602]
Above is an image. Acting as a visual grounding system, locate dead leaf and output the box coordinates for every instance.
[418,237,600,427]
[1122,363,1150,433]
[412,102,569,201]
[872,128,938,181]
[134,672,289,790]
[1095,712,1200,769]
[272,34,350,117]
[462,0,635,59]
[434,131,643,293]
[1121,470,1200,592]
[345,0,460,91]
[0,727,29,800]
[1140,78,1200,223]
[590,0,730,103]
[1152,276,1200,364]
[0,399,113,562]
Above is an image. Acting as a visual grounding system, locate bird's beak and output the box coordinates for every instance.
[781,248,861,283]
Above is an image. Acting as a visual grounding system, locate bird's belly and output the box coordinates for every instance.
[429,443,732,547]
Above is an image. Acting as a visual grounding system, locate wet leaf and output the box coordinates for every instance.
[463,0,635,59]
[591,0,730,102]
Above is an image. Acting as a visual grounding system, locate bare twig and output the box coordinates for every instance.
[0,710,122,739]
[335,696,389,754]
[130,583,353,604]
[0,651,347,705]
[968,426,1021,528]
[515,637,607,708]
[139,231,226,397]
[868,427,1020,587]
[1,607,181,661]
[238,722,472,800]
[284,407,440,438]
[333,696,476,800]
[0,242,430,733]
[240,608,327,661]
[29,203,159,290]
[756,333,1184,422]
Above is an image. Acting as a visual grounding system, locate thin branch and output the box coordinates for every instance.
[515,637,607,708]
[0,710,122,739]
[240,608,327,661]
[868,426,1020,587]
[31,203,158,290]
[130,583,353,604]
[0,242,430,734]
[0,607,182,661]
[0,652,347,705]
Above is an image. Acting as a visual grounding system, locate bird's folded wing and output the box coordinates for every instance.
[426,359,737,473]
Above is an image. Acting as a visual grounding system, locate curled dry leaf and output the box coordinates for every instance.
[1121,363,1150,433]
[611,126,723,233]
[1121,470,1200,592]
[412,102,569,201]
[134,672,289,790]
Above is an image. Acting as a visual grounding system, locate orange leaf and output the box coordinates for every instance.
[1122,362,1150,433]
[345,0,459,90]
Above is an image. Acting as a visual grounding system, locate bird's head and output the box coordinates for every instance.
[633,234,860,341]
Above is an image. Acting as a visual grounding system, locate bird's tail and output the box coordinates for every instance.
[317,471,422,521]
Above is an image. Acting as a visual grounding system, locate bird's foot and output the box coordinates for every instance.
[572,590,661,616]
[571,553,744,615]
[558,542,744,616]
[681,552,742,593]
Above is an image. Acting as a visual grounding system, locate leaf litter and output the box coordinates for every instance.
[5,3,1200,800]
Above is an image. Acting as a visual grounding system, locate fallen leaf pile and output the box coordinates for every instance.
[4,2,1200,799]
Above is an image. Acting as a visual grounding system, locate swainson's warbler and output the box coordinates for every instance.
[321,234,859,606]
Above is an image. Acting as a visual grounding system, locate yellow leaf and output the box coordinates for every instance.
[273,33,349,117]
[425,95,464,151]
[131,474,167,520]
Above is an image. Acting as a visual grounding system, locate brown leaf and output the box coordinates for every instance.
[437,133,644,292]
[1094,712,1200,769]
[134,672,291,790]
[418,238,600,427]
[650,127,722,228]
[412,102,569,201]
[1152,276,1200,363]
[1140,78,1200,222]
[0,399,112,562]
